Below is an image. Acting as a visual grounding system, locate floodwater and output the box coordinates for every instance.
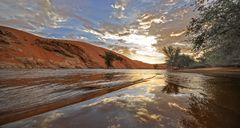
[0,69,240,128]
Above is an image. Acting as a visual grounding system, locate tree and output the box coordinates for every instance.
[162,46,194,68]
[176,54,195,68]
[187,0,240,66]
[101,51,123,68]
[162,46,180,68]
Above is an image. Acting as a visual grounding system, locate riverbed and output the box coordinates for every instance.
[1,69,240,128]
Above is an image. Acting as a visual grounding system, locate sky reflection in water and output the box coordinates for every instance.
[1,69,240,128]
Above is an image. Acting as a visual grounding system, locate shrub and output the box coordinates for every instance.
[101,51,123,68]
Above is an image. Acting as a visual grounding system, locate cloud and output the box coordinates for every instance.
[40,112,64,128]
[39,0,65,26]
[111,0,128,19]
[83,28,103,37]
[170,30,185,37]
[111,2,126,11]
[82,0,194,63]
[0,0,66,33]
[0,0,195,64]
[173,42,187,46]
[103,33,157,46]
[137,14,167,30]
[129,53,165,64]
[109,46,136,56]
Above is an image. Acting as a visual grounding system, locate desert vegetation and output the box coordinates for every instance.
[164,0,240,69]
[186,0,240,66]
[101,51,123,68]
[162,46,196,69]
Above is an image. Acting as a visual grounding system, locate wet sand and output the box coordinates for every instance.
[176,67,240,78]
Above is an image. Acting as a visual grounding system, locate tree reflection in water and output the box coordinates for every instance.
[162,81,180,94]
[162,72,240,127]
[182,77,240,128]
[162,73,186,94]
[104,73,115,80]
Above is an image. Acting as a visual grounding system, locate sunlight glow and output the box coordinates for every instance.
[103,33,157,46]
[170,30,185,37]
[129,54,165,64]
[102,32,165,64]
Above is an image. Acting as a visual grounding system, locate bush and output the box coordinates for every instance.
[175,54,195,68]
[101,51,123,68]
[162,46,195,69]
[187,62,209,69]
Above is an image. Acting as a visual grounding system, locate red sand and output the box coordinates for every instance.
[0,25,157,69]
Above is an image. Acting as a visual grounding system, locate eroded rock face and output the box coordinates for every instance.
[0,26,154,69]
[33,39,99,68]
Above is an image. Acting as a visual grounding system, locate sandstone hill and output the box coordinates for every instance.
[0,26,154,69]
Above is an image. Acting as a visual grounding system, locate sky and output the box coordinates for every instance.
[0,0,195,64]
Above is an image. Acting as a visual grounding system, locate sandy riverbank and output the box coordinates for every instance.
[175,67,240,78]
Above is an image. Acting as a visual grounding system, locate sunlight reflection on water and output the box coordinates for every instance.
[1,69,240,128]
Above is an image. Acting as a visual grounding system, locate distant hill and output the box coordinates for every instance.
[0,25,156,69]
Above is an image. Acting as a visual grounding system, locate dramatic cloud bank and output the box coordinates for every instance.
[0,0,195,64]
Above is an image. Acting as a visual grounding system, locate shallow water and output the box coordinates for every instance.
[1,69,240,128]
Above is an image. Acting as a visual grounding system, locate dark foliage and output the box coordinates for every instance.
[101,51,123,68]
[162,46,195,68]
[187,0,240,66]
